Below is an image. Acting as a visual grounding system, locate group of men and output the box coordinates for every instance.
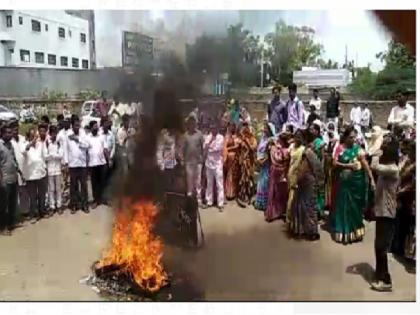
[0,99,137,235]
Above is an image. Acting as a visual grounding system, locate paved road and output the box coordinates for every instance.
[0,203,415,301]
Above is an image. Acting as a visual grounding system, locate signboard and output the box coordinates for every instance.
[122,31,154,66]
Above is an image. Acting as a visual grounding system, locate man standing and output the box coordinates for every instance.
[183,114,204,204]
[10,120,29,219]
[100,117,116,198]
[326,87,340,125]
[350,103,362,127]
[388,90,415,139]
[88,120,108,209]
[0,124,19,235]
[269,86,287,133]
[360,103,372,133]
[22,126,48,222]
[286,83,305,131]
[203,123,225,211]
[67,118,90,213]
[108,96,124,131]
[117,114,135,174]
[309,89,322,115]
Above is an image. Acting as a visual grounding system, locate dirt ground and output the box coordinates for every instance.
[0,203,415,301]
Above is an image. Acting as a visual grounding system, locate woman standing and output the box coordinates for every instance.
[224,123,241,200]
[286,130,306,225]
[254,122,275,211]
[310,124,326,218]
[237,122,258,207]
[288,130,323,240]
[266,133,290,222]
[330,127,375,244]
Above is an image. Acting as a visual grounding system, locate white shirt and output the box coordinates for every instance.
[57,128,70,165]
[100,129,116,161]
[360,108,371,128]
[117,127,135,147]
[88,133,108,167]
[388,103,415,129]
[66,130,90,168]
[309,97,322,111]
[350,106,362,125]
[45,139,63,176]
[22,140,47,181]
[11,135,27,185]
[204,133,224,169]
[108,102,125,128]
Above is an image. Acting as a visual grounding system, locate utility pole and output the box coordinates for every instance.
[345,45,348,68]
[260,49,264,89]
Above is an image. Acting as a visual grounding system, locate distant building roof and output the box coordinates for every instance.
[293,68,351,88]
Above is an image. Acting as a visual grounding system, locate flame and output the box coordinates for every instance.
[98,199,168,293]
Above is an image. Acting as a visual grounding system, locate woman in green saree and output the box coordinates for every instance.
[330,127,375,244]
[309,123,326,219]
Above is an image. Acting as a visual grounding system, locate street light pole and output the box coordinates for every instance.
[260,49,264,89]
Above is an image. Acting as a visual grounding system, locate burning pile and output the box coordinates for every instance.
[94,198,168,295]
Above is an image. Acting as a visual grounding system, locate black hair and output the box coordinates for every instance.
[41,115,50,124]
[9,120,19,128]
[381,135,400,165]
[272,86,281,94]
[311,123,321,136]
[89,120,98,129]
[0,123,12,135]
[100,116,108,127]
[288,83,297,92]
[38,123,48,131]
[71,114,79,124]
[313,89,319,93]
[49,125,58,134]
[342,126,355,141]
[122,114,130,122]
[57,114,64,121]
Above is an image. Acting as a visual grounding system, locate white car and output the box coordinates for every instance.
[0,104,18,122]
[80,100,101,128]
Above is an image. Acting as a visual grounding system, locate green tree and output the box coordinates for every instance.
[376,39,416,68]
[349,66,377,98]
[264,20,323,85]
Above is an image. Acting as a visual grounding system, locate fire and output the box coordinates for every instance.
[98,199,168,293]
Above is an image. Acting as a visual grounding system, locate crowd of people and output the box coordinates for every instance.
[0,85,416,293]
[157,84,416,292]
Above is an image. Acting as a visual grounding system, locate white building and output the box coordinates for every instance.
[0,10,90,69]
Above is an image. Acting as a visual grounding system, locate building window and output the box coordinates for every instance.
[19,16,23,25]
[6,15,12,27]
[82,59,89,69]
[72,58,79,68]
[45,24,48,31]
[80,33,86,43]
[68,29,72,37]
[31,19,41,32]
[20,50,30,62]
[58,27,65,38]
[35,52,44,64]
[60,56,68,67]
[48,54,57,65]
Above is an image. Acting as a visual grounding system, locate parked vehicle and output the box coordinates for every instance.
[0,104,18,122]
[19,105,37,123]
[81,100,101,128]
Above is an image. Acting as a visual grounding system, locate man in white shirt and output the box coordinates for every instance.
[360,103,372,133]
[309,89,322,115]
[57,117,71,207]
[10,120,29,217]
[45,125,64,214]
[203,123,225,211]
[388,90,415,139]
[88,120,108,209]
[117,114,135,174]
[100,117,116,203]
[22,127,48,222]
[108,96,124,131]
[67,118,90,213]
[350,103,362,127]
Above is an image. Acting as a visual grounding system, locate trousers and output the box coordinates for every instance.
[48,174,62,209]
[26,177,47,217]
[185,163,202,201]
[90,165,106,203]
[69,167,88,209]
[0,183,18,230]
[205,166,224,207]
[375,217,395,284]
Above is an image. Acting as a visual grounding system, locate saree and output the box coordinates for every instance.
[254,135,271,210]
[330,144,368,244]
[224,133,241,200]
[237,130,257,207]
[286,144,305,223]
[266,141,290,221]
[313,137,325,217]
[288,148,323,237]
